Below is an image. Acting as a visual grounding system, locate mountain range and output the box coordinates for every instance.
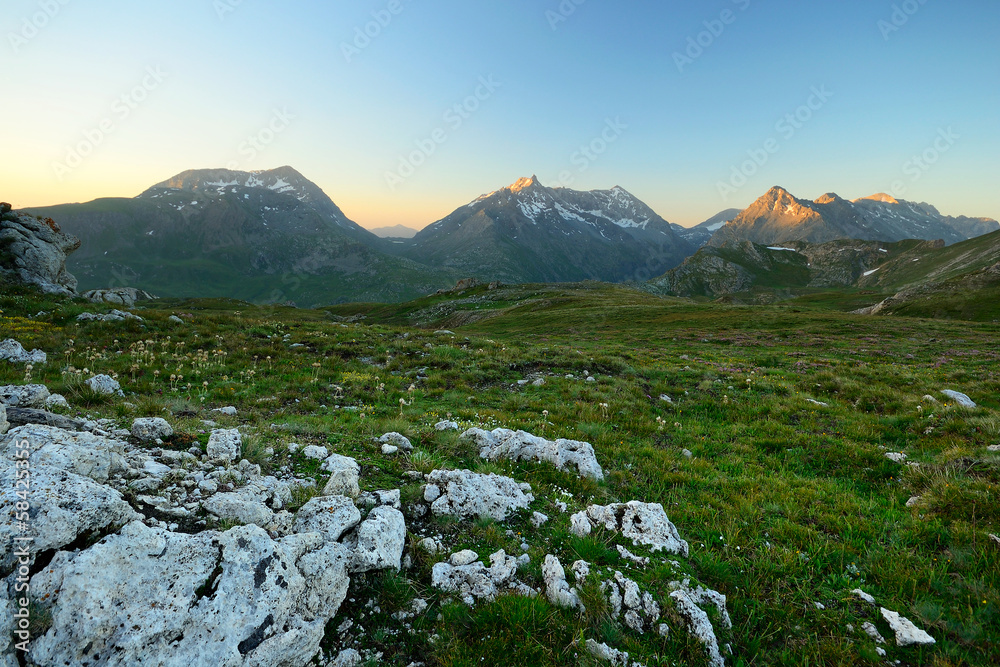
[25,169,999,307]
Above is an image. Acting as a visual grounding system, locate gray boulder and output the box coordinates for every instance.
[379,432,413,451]
[0,339,46,364]
[462,427,604,480]
[321,454,360,497]
[880,608,935,646]
[569,501,689,557]
[542,555,583,610]
[431,549,523,605]
[77,310,143,323]
[87,374,124,396]
[344,505,406,573]
[0,405,7,435]
[670,589,725,667]
[0,210,79,295]
[427,469,534,521]
[940,390,976,409]
[293,496,361,542]
[27,522,350,666]
[131,417,173,443]
[0,424,127,483]
[0,384,50,408]
[202,489,275,527]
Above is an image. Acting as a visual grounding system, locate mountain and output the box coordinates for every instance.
[27,167,458,306]
[854,260,1000,321]
[670,209,742,247]
[370,224,419,239]
[393,176,693,284]
[708,186,999,247]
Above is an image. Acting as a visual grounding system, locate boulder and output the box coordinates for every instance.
[27,523,350,666]
[77,310,143,323]
[0,424,127,483]
[462,427,604,481]
[82,287,155,308]
[131,417,173,443]
[321,454,360,498]
[293,496,361,542]
[344,506,406,573]
[213,406,238,416]
[379,432,413,451]
[301,445,329,460]
[207,429,242,462]
[584,640,644,667]
[880,608,936,646]
[202,489,275,527]
[435,420,460,431]
[940,390,976,408]
[569,502,689,557]
[603,571,662,634]
[670,589,725,667]
[426,469,533,521]
[87,374,123,396]
[0,210,80,295]
[0,384,50,408]
[0,405,7,435]
[0,339,46,364]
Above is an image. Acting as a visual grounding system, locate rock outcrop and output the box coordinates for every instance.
[461,427,604,480]
[0,204,79,295]
[83,287,156,308]
[569,502,690,556]
[425,469,533,521]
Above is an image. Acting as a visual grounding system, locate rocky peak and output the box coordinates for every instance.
[814,193,846,205]
[856,193,900,205]
[508,175,543,193]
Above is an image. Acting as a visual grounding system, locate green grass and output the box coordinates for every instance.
[2,280,998,665]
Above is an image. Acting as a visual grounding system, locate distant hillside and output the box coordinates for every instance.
[28,167,459,306]
[370,224,419,239]
[670,209,742,248]
[709,186,998,247]
[393,176,693,284]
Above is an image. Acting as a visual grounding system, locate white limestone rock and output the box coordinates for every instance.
[431,549,522,606]
[940,390,976,408]
[202,488,275,527]
[569,501,689,557]
[293,496,361,542]
[379,432,413,451]
[344,506,406,573]
[321,454,360,498]
[584,640,644,667]
[207,428,242,463]
[426,469,533,521]
[0,339,46,364]
[213,406,238,416]
[880,608,936,646]
[0,405,7,436]
[87,374,124,396]
[302,445,329,460]
[44,393,70,410]
[27,522,350,666]
[542,555,583,610]
[462,427,604,481]
[434,420,460,431]
[1,424,127,483]
[131,417,174,443]
[670,589,725,667]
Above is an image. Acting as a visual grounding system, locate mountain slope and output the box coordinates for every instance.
[28,167,458,306]
[670,209,742,248]
[370,225,419,239]
[709,187,998,247]
[395,176,693,284]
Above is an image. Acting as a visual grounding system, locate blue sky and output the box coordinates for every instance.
[3,0,998,228]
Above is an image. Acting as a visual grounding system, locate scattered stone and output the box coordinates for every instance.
[531,511,549,527]
[329,648,363,667]
[987,445,1000,453]
[616,544,650,566]
[852,589,877,606]
[379,432,413,451]
[988,534,1000,547]
[571,560,590,582]
[131,417,173,443]
[344,506,406,573]
[0,338,46,364]
[202,488,274,527]
[884,452,908,463]
[419,538,440,554]
[357,489,401,510]
[0,404,7,435]
[462,427,604,480]
[682,449,693,459]
[434,330,456,335]
[77,310,143,323]
[531,378,546,387]
[212,406,238,416]
[450,550,479,567]
[921,395,938,403]
[293,496,361,542]
[906,496,922,508]
[426,469,533,521]
[381,444,399,456]
[302,445,330,460]
[168,315,185,324]
[806,398,829,407]
[87,374,123,396]
[207,428,242,462]
[660,395,673,404]
[542,555,583,610]
[881,608,936,646]
[861,622,886,644]
[321,454,361,497]
[431,549,524,605]
[940,390,976,408]
[584,640,643,667]
[45,393,70,410]
[569,501,689,556]
[434,420,459,431]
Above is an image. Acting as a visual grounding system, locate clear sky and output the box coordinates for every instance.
[3,0,998,228]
